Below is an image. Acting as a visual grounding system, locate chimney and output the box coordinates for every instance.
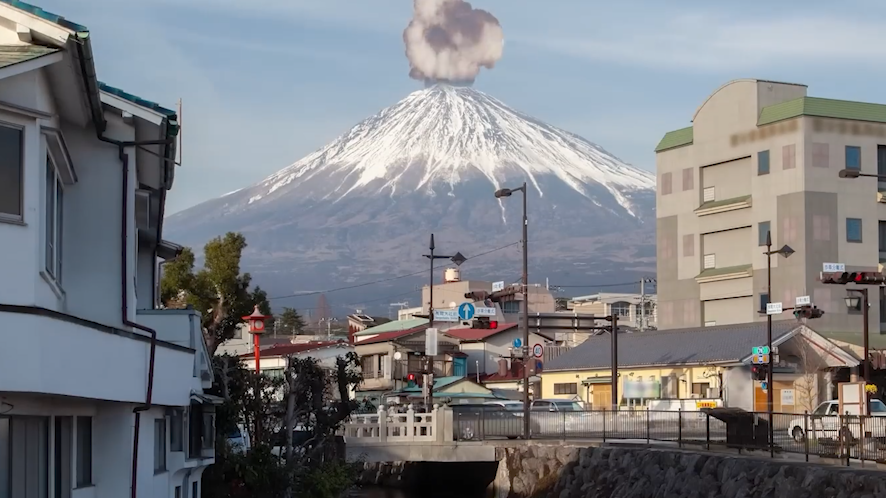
[497,358,508,377]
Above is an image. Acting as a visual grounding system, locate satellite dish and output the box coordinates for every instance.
[449,302,457,308]
[393,351,402,360]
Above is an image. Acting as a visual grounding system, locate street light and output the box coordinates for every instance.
[838,169,863,179]
[243,305,269,441]
[763,230,794,458]
[422,234,465,410]
[845,289,871,415]
[494,181,531,439]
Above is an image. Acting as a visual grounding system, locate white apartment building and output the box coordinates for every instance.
[0,3,216,497]
[569,292,658,330]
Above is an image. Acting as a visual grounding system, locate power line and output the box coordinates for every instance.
[268,241,521,301]
[552,279,657,289]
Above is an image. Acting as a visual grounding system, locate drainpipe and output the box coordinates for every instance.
[74,36,179,498]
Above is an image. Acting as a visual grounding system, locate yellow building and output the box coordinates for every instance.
[541,321,857,413]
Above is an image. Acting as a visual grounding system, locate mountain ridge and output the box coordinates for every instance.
[166,85,657,313]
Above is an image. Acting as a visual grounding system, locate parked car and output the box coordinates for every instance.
[787,400,886,443]
[271,425,313,457]
[226,423,251,454]
[452,403,523,440]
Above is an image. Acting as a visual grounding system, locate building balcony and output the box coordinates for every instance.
[137,308,212,390]
[0,306,197,406]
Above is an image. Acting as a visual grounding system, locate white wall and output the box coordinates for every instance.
[459,328,551,375]
[0,311,194,406]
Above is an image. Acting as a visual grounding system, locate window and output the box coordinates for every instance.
[879,221,886,255]
[8,416,49,497]
[45,154,63,281]
[812,143,829,168]
[502,301,520,313]
[691,382,710,396]
[813,215,831,241]
[553,383,578,395]
[55,416,73,498]
[76,416,92,487]
[879,145,886,192]
[703,254,715,270]
[154,418,166,473]
[175,487,182,498]
[264,368,284,379]
[682,234,694,257]
[847,218,863,243]
[611,301,631,317]
[757,150,770,175]
[845,145,861,170]
[170,409,184,452]
[702,186,715,203]
[660,172,672,195]
[202,411,216,451]
[192,481,199,498]
[759,293,769,312]
[188,403,214,458]
[682,168,694,191]
[0,123,23,220]
[758,221,771,246]
[782,144,796,170]
[660,375,677,399]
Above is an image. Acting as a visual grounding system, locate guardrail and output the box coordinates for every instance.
[453,408,886,463]
[342,406,441,444]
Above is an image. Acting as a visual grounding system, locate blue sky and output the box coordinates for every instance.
[36,0,886,214]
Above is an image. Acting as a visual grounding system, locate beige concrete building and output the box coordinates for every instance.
[655,78,886,349]
[569,292,658,330]
[420,267,556,318]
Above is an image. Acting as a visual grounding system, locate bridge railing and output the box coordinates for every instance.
[342,406,446,444]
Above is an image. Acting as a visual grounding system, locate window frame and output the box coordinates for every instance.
[757,150,770,175]
[846,218,863,243]
[0,120,25,223]
[45,150,64,283]
[553,382,578,395]
[845,145,861,171]
[760,293,769,312]
[170,409,184,452]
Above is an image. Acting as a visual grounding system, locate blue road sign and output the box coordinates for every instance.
[513,338,522,348]
[761,382,768,391]
[458,302,475,321]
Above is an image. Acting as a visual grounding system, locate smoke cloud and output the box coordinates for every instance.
[403,0,504,85]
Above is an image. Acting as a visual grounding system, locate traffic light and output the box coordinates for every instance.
[793,305,825,320]
[407,373,416,387]
[751,364,769,381]
[470,318,499,329]
[821,271,886,285]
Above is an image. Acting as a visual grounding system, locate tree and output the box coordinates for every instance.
[278,308,307,335]
[160,232,271,355]
[795,338,828,413]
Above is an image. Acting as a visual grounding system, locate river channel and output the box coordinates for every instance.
[350,485,489,498]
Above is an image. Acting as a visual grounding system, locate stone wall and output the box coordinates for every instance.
[496,445,886,498]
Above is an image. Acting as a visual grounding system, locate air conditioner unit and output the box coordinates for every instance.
[135,190,151,231]
[706,387,721,399]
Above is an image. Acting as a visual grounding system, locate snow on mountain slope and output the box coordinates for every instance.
[249,84,654,215]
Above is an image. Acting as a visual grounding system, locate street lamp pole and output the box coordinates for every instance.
[847,289,871,414]
[763,231,794,458]
[495,182,531,439]
[422,235,465,411]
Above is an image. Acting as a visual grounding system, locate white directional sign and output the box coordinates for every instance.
[433,309,459,322]
[796,295,811,306]
[425,328,439,356]
[474,307,496,317]
[823,262,846,272]
[492,281,505,292]
[766,302,783,315]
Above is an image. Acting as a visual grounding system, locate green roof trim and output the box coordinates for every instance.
[655,126,693,152]
[99,82,177,118]
[0,0,89,34]
[758,96,886,126]
[0,45,57,70]
[354,317,429,336]
[695,264,753,279]
[694,195,752,212]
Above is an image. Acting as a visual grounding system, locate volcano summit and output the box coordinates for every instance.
[165,85,656,310]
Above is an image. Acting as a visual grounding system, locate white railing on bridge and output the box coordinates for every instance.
[342,405,451,445]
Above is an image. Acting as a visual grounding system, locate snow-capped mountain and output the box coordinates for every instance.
[166,85,657,312]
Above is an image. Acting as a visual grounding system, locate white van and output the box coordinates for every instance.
[226,423,251,454]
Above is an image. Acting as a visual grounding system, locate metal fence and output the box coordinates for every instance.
[452,409,886,464]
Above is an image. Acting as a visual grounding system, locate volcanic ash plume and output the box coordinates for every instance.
[403,0,504,84]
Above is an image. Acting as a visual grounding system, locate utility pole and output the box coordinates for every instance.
[639,278,656,332]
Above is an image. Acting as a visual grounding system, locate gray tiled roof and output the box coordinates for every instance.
[545,321,800,371]
[0,45,58,70]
